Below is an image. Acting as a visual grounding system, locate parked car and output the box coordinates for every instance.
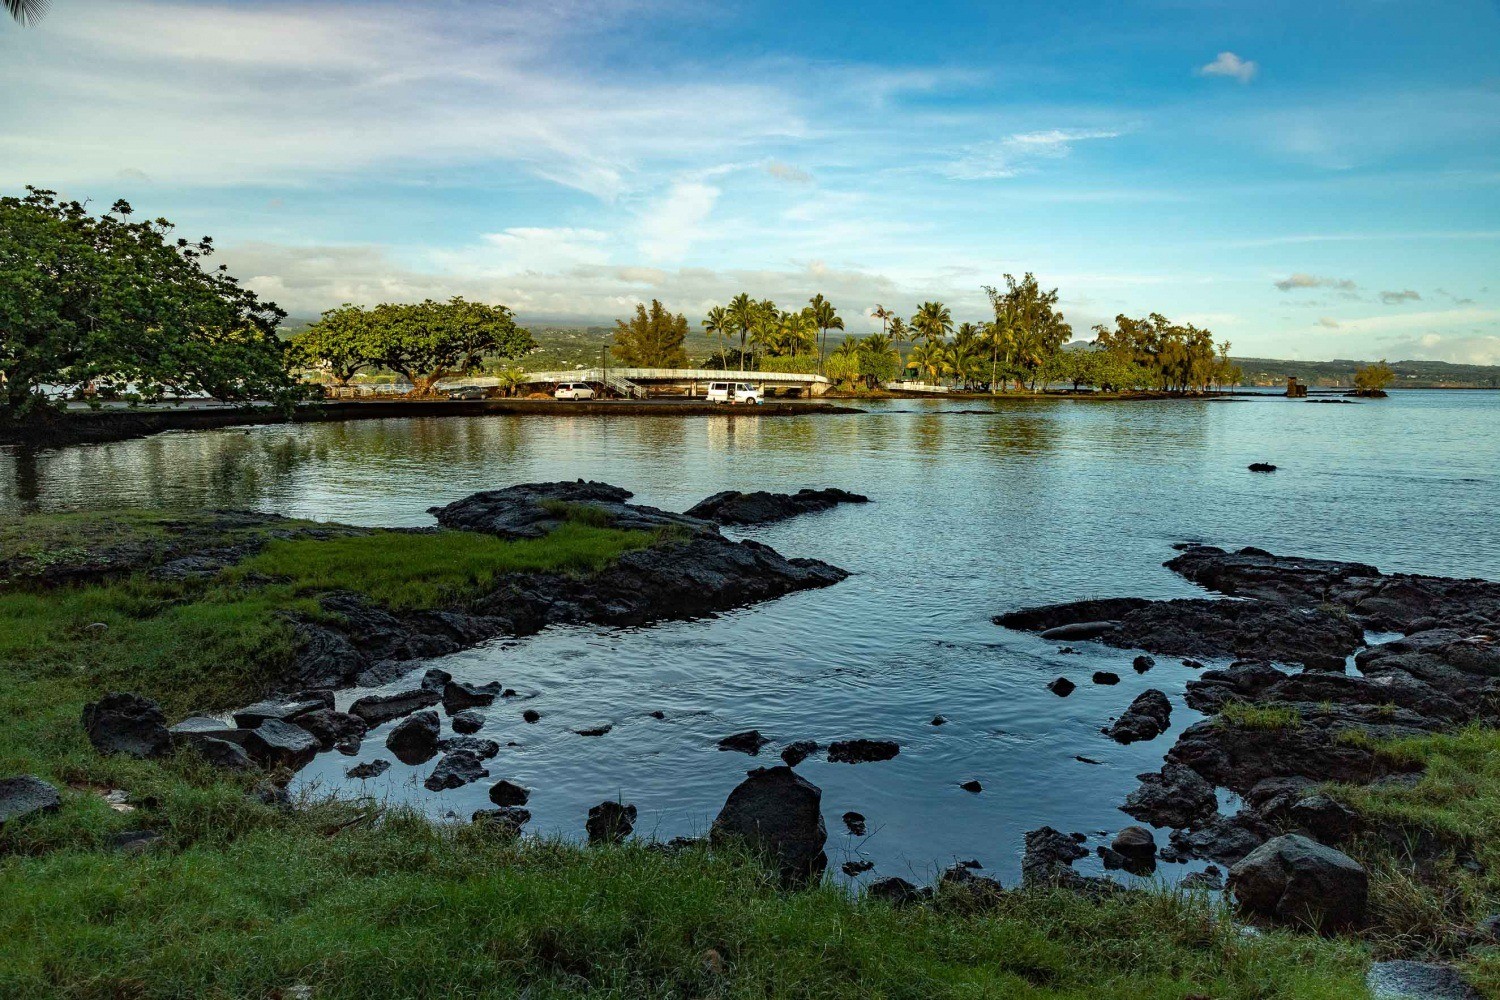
[706,381,762,405]
[446,385,486,400]
[554,382,596,400]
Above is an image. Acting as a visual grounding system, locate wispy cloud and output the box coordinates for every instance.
[637,181,721,262]
[1274,273,1358,293]
[1199,52,1258,84]
[945,127,1126,180]
[1379,289,1421,305]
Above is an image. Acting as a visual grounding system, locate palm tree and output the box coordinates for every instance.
[702,306,731,368]
[726,294,756,373]
[985,315,1019,392]
[5,0,48,25]
[871,304,893,337]
[808,294,843,373]
[747,303,781,365]
[888,316,909,346]
[780,308,819,358]
[911,301,953,345]
[906,341,948,386]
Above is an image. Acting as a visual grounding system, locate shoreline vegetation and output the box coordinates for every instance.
[3,187,1426,453]
[0,492,1374,999]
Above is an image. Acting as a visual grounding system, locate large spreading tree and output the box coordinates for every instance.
[0,187,290,421]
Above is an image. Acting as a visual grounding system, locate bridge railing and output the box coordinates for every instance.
[520,368,830,385]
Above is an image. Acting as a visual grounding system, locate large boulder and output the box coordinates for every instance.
[81,692,170,759]
[684,488,868,526]
[242,719,319,771]
[586,801,637,845]
[192,737,253,771]
[1228,833,1368,930]
[168,716,252,748]
[718,730,770,755]
[1021,826,1089,887]
[1105,689,1172,744]
[827,739,899,764]
[293,709,368,753]
[442,680,501,713]
[386,710,441,765]
[1122,763,1218,829]
[424,750,489,791]
[432,480,707,540]
[0,775,62,827]
[711,766,827,883]
[231,693,331,729]
[348,688,441,727]
[1366,961,1483,1000]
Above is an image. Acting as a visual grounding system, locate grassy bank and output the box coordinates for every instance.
[0,508,1401,998]
[1330,728,1500,992]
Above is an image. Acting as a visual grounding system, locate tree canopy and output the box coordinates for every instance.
[611,299,689,367]
[1354,360,1395,393]
[290,297,532,395]
[1,187,290,420]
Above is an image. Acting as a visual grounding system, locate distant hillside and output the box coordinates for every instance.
[1231,357,1500,390]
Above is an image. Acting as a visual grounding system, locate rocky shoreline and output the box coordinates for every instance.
[288,481,850,691]
[999,543,1499,942]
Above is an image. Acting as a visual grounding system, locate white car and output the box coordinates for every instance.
[554,382,596,400]
[706,381,762,405]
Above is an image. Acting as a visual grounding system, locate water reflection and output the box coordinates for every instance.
[3,393,1498,884]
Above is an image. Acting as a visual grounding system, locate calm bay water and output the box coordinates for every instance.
[4,391,1497,885]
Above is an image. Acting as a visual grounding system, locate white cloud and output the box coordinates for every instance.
[946,127,1125,180]
[476,228,611,272]
[1379,289,1421,305]
[1374,334,1500,365]
[1199,52,1258,84]
[1317,317,1341,328]
[637,182,721,262]
[765,161,813,184]
[1274,273,1358,293]
[0,0,801,199]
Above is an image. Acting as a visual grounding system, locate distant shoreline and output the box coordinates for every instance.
[0,398,866,451]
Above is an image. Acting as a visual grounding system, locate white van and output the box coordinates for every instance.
[706,381,762,405]
[554,382,596,400]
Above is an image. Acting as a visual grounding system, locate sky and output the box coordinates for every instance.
[3,0,1499,363]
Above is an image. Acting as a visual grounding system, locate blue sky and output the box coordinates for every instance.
[2,0,1498,361]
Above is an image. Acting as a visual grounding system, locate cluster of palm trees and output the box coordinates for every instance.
[697,277,1076,392]
[700,294,845,369]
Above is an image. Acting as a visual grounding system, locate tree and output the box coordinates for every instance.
[911,301,953,344]
[1,187,291,420]
[888,316,909,344]
[289,305,376,386]
[778,308,819,358]
[1353,360,1394,394]
[727,293,756,366]
[702,305,732,368]
[5,0,47,26]
[871,304,893,337]
[364,297,531,396]
[808,293,843,372]
[611,299,689,368]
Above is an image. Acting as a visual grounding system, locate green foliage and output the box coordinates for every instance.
[0,187,291,419]
[1354,360,1396,393]
[289,298,532,396]
[1216,702,1302,730]
[1091,313,1226,393]
[287,304,375,385]
[231,522,656,611]
[611,299,689,367]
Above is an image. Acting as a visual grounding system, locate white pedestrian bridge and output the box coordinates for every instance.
[454,367,832,398]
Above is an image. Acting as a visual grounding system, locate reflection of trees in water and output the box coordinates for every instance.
[4,449,41,512]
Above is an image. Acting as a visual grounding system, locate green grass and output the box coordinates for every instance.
[0,508,1388,999]
[1216,702,1303,731]
[0,806,1372,1000]
[232,522,655,610]
[1328,727,1500,991]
